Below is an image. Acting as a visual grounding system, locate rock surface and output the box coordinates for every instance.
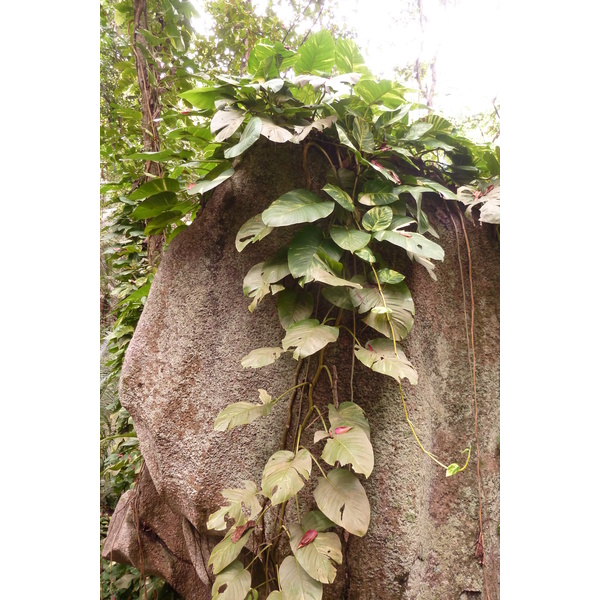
[102,140,500,599]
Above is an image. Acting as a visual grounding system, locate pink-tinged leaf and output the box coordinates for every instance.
[334,426,353,435]
[391,171,401,184]
[367,344,374,351]
[231,520,255,543]
[398,231,412,238]
[181,109,191,115]
[297,529,318,549]
[485,184,495,195]
[187,182,195,190]
[371,160,382,169]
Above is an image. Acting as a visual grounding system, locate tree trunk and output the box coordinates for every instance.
[132,0,164,266]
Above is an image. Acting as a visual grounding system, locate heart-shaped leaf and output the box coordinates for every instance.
[320,426,374,478]
[261,449,312,505]
[214,389,274,431]
[328,402,370,439]
[187,163,235,196]
[295,29,335,74]
[260,118,294,143]
[211,109,246,142]
[349,276,414,340]
[362,206,393,232]
[354,338,418,385]
[241,347,285,369]
[282,319,339,360]
[130,192,178,220]
[373,229,444,261]
[329,226,371,253]
[207,480,262,532]
[262,190,334,227]
[211,560,252,600]
[129,178,180,201]
[277,289,314,329]
[358,180,400,206]
[301,510,336,532]
[225,116,262,159]
[279,555,323,600]
[209,527,253,575]
[313,469,370,537]
[289,523,342,584]
[321,184,354,211]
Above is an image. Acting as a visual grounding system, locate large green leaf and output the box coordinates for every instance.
[211,109,246,142]
[259,118,294,143]
[330,226,371,253]
[208,528,253,575]
[373,229,444,261]
[418,178,458,200]
[214,389,274,431]
[211,560,252,600]
[328,402,370,439]
[354,79,403,107]
[354,338,418,385]
[241,347,285,369]
[207,481,262,532]
[358,180,400,206]
[262,190,334,227]
[187,163,235,195]
[243,250,291,312]
[321,184,354,211]
[282,319,339,360]
[335,39,370,75]
[349,276,414,340]
[130,192,178,220]
[352,117,375,153]
[277,289,314,329]
[279,555,323,600]
[288,225,359,288]
[404,122,434,141]
[320,426,374,478]
[225,117,262,159]
[289,523,342,584]
[261,449,312,505]
[235,214,273,252]
[321,286,354,310]
[180,86,231,110]
[313,469,370,537]
[362,206,393,232]
[129,178,180,200]
[301,511,336,532]
[295,30,335,74]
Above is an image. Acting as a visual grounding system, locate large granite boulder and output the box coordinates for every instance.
[102,140,500,599]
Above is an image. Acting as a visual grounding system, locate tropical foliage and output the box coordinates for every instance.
[100,1,499,598]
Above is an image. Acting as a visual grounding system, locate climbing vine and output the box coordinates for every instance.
[144,32,500,599]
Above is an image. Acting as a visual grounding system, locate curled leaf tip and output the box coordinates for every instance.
[297,529,318,549]
[334,426,353,435]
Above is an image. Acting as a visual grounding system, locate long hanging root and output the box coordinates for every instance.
[451,203,493,600]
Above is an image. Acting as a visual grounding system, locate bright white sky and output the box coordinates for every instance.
[192,0,500,121]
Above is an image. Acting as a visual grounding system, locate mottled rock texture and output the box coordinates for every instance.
[102,139,500,599]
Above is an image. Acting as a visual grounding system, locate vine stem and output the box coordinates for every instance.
[274,381,310,404]
[301,446,328,478]
[370,263,461,472]
[302,141,339,188]
[245,544,272,571]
